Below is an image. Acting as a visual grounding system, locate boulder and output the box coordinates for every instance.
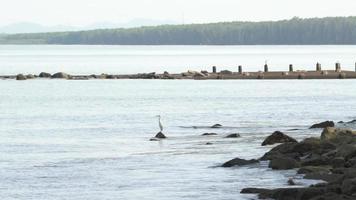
[321,127,356,141]
[262,131,297,146]
[304,173,344,183]
[269,156,300,170]
[336,144,356,160]
[342,178,356,196]
[220,70,233,75]
[155,132,167,139]
[16,74,26,80]
[222,157,259,167]
[298,166,332,174]
[241,187,325,200]
[106,75,116,79]
[39,72,51,78]
[202,133,218,136]
[26,74,35,79]
[310,121,335,129]
[211,124,223,128]
[51,72,70,79]
[225,133,241,138]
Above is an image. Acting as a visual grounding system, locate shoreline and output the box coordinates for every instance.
[4,69,356,81]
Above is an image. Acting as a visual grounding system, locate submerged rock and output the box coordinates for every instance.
[225,133,241,138]
[222,157,258,167]
[310,121,335,129]
[211,124,223,128]
[262,131,297,146]
[202,133,218,136]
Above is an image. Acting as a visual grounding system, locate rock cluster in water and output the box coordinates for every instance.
[236,125,356,200]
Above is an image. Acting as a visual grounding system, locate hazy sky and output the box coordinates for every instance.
[1,0,356,26]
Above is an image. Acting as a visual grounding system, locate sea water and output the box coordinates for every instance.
[1,45,356,200]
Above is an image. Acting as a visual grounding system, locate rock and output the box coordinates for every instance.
[16,74,26,80]
[288,178,296,185]
[205,142,213,145]
[193,72,206,78]
[26,74,35,79]
[304,173,344,183]
[260,142,299,161]
[222,157,259,167]
[298,166,332,174]
[106,75,116,79]
[262,131,298,146]
[269,156,300,170]
[149,138,160,141]
[51,72,70,79]
[321,127,356,141]
[137,72,158,79]
[336,144,356,160]
[202,133,217,136]
[241,187,325,200]
[310,121,335,129]
[342,178,356,196]
[220,70,233,75]
[225,133,241,138]
[155,132,167,139]
[39,72,51,78]
[211,124,223,128]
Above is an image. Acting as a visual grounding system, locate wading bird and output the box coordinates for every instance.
[156,115,163,132]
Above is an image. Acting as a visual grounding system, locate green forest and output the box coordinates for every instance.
[1,17,356,45]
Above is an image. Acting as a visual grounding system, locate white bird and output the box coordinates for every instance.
[156,115,163,132]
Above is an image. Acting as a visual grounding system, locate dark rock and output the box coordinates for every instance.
[241,187,325,200]
[310,121,335,129]
[301,154,329,167]
[202,133,218,136]
[26,74,35,79]
[149,138,160,141]
[211,124,223,128]
[225,133,241,138]
[39,72,51,78]
[341,178,356,195]
[260,142,299,161]
[298,166,332,174]
[220,70,233,75]
[155,132,167,139]
[288,178,296,185]
[304,173,344,183]
[331,157,346,168]
[336,144,356,160]
[222,157,259,167]
[269,156,300,170]
[51,72,70,79]
[106,75,116,79]
[262,131,297,146]
[205,142,213,145]
[16,74,26,80]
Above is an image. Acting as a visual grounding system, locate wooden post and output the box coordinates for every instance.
[316,63,321,71]
[264,64,268,73]
[335,63,341,72]
[238,65,242,74]
[289,64,293,72]
[212,66,217,73]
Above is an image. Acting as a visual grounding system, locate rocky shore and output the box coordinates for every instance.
[221,121,356,200]
[2,69,356,81]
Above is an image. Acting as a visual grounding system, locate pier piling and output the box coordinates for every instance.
[238,65,243,74]
[264,64,268,73]
[335,63,341,72]
[212,66,217,73]
[316,63,322,71]
[289,64,293,72]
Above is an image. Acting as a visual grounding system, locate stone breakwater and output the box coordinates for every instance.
[2,69,356,81]
[221,120,356,200]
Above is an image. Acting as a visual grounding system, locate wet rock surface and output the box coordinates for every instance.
[262,131,297,146]
[222,157,259,168]
[310,121,335,129]
[238,127,356,199]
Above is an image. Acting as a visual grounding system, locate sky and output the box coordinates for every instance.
[1,0,356,26]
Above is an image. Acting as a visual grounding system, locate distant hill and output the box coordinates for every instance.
[1,17,356,45]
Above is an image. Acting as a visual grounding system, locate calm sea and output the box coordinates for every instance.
[0,45,356,74]
[0,45,356,200]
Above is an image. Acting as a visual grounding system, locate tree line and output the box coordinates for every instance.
[1,17,356,45]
